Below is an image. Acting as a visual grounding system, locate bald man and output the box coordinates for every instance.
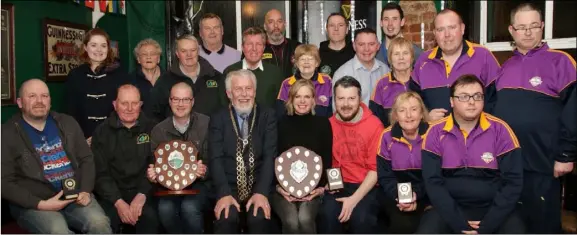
[1,79,112,233]
[92,84,160,233]
[262,9,301,78]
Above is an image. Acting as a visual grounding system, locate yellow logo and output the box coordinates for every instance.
[137,134,150,144]
[262,53,273,59]
[206,80,218,88]
[341,4,351,19]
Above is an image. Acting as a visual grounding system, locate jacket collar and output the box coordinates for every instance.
[288,71,326,85]
[443,112,491,133]
[201,43,226,55]
[428,40,475,60]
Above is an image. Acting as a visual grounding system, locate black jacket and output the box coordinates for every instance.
[65,62,130,138]
[208,104,278,200]
[1,112,95,209]
[150,112,211,190]
[150,57,227,123]
[130,65,164,120]
[262,38,301,78]
[92,112,156,204]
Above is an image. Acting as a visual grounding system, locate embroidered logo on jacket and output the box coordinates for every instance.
[481,152,494,164]
[137,133,150,144]
[320,65,332,75]
[206,80,218,88]
[529,76,542,87]
[262,53,273,59]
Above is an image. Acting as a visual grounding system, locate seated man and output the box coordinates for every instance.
[146,82,210,233]
[319,76,385,233]
[209,69,277,233]
[417,75,525,234]
[1,79,112,233]
[92,84,159,233]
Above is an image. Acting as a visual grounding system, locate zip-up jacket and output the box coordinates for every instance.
[150,57,227,123]
[92,112,156,204]
[421,113,523,234]
[491,43,577,173]
[1,112,95,209]
[369,72,411,127]
[377,122,429,205]
[262,38,301,78]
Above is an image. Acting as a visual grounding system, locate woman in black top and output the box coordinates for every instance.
[272,79,333,234]
[65,28,129,141]
[130,38,164,120]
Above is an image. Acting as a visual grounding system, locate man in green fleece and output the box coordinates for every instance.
[223,27,284,109]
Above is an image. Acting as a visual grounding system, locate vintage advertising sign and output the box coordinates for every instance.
[43,19,89,81]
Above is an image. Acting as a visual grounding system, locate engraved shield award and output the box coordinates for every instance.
[275,146,323,199]
[154,140,200,195]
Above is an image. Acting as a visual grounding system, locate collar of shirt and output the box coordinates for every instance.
[352,55,384,72]
[242,59,264,71]
[513,41,547,57]
[172,116,190,134]
[179,63,201,81]
[430,40,474,60]
[201,43,225,55]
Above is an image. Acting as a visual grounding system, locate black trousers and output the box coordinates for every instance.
[415,207,525,234]
[381,197,424,234]
[519,171,562,233]
[213,201,272,234]
[97,190,160,234]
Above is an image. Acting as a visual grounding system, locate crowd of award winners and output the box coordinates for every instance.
[2,2,576,234]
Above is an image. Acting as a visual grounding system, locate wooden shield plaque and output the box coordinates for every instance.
[275,146,323,198]
[154,140,199,191]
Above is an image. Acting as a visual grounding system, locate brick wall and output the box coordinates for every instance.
[399,1,437,51]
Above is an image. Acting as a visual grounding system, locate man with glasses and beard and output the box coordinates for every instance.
[490,3,576,233]
[209,69,277,233]
[319,76,384,233]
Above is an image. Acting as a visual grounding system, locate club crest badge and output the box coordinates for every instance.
[320,65,332,75]
[319,95,328,104]
[481,152,494,164]
[529,76,542,87]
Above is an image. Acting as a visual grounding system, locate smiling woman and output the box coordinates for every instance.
[64,28,130,139]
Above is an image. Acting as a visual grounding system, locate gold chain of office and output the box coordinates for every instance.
[228,105,257,201]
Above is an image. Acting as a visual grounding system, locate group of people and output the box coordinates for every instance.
[2,2,576,234]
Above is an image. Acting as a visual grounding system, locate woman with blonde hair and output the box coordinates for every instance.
[370,37,416,127]
[65,28,129,142]
[376,91,430,233]
[276,44,333,118]
[273,79,333,233]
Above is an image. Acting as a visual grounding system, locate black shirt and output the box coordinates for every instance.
[318,40,355,78]
[277,113,333,186]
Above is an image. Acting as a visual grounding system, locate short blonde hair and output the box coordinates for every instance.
[389,91,429,125]
[133,38,162,58]
[387,37,415,69]
[294,44,321,65]
[285,79,316,116]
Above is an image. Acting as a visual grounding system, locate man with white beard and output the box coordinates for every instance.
[209,69,278,233]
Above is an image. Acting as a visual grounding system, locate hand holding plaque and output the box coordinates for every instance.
[61,176,79,200]
[275,146,324,199]
[153,140,200,196]
[397,182,413,204]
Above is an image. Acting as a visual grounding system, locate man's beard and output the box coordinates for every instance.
[337,106,360,122]
[233,103,254,116]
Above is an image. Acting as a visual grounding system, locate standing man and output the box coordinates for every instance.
[262,9,302,78]
[198,13,242,73]
[411,9,500,121]
[150,34,226,123]
[491,3,576,233]
[224,27,285,109]
[92,84,159,233]
[418,75,525,233]
[319,76,384,233]
[2,79,112,234]
[332,28,390,108]
[209,69,277,233]
[318,13,356,78]
[376,2,423,67]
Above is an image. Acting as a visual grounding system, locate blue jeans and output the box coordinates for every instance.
[9,195,112,234]
[158,193,206,233]
[318,183,379,234]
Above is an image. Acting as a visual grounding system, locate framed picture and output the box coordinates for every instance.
[43,18,89,82]
[1,3,16,105]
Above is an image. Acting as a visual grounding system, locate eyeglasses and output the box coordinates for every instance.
[452,93,484,102]
[170,97,193,104]
[511,25,542,34]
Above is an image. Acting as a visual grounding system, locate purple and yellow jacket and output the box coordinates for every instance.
[421,113,523,234]
[369,72,411,127]
[377,121,429,205]
[410,40,500,112]
[490,43,576,174]
[276,71,333,118]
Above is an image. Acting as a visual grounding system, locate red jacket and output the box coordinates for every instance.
[329,103,384,184]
